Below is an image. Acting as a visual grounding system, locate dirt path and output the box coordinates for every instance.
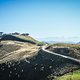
[42,45,80,64]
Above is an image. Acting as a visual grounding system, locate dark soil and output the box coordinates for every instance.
[47,46,80,59]
[0,49,80,80]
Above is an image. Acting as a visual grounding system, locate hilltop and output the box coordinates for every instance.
[1,32,44,46]
[0,34,80,80]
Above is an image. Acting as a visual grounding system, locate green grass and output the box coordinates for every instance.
[14,35,37,42]
[14,34,44,46]
[2,34,45,45]
[52,43,80,49]
[56,70,80,80]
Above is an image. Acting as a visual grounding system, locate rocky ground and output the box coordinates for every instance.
[0,41,80,80]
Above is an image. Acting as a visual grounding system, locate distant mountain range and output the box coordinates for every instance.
[38,37,80,44]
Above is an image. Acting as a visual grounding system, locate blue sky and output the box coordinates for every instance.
[0,0,80,39]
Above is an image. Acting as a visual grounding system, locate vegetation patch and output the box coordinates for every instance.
[1,34,44,45]
[56,70,80,80]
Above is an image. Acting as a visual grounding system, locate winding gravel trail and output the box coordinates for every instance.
[42,45,80,64]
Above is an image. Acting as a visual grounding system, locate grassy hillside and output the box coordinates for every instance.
[0,41,80,80]
[1,34,44,45]
[14,34,44,45]
[52,43,80,49]
[48,43,80,59]
[14,34,38,43]
[0,40,39,63]
[46,43,80,80]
